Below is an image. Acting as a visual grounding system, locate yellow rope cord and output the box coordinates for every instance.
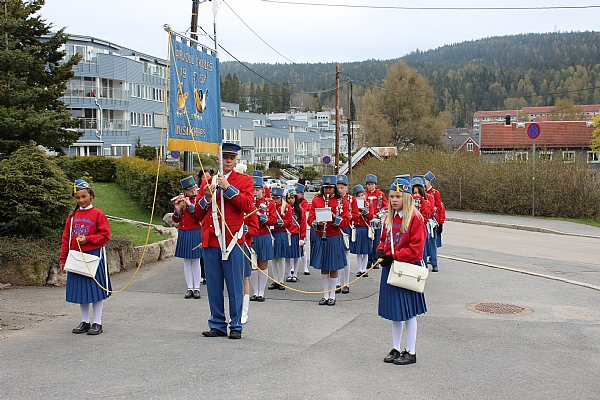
[79,29,375,295]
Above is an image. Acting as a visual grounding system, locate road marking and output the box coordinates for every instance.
[439,254,600,292]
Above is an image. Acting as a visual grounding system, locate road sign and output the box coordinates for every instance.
[322,156,331,164]
[170,150,180,159]
[527,123,541,140]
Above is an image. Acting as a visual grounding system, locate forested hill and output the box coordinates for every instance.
[220,31,600,127]
[402,32,600,71]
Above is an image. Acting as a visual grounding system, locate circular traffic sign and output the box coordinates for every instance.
[527,123,541,140]
[322,155,331,164]
[170,150,180,159]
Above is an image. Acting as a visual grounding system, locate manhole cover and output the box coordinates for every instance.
[467,302,533,316]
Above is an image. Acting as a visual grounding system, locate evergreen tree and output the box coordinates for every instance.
[271,81,281,112]
[0,0,82,157]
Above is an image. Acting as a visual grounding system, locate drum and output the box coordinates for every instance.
[370,218,382,229]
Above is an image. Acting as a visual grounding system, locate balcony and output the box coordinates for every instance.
[74,118,130,135]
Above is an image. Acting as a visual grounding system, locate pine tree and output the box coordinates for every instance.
[0,0,82,157]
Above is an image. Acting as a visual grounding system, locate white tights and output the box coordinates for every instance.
[273,258,285,283]
[183,258,202,289]
[80,301,104,324]
[392,317,418,354]
[357,254,368,273]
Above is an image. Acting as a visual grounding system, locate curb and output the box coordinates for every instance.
[446,217,600,240]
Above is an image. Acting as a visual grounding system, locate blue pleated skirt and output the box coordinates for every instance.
[272,230,289,258]
[309,229,320,267]
[378,264,427,322]
[350,226,372,255]
[66,248,112,304]
[175,229,202,259]
[252,233,274,261]
[370,227,382,260]
[287,233,302,259]
[242,246,252,278]
[311,235,347,271]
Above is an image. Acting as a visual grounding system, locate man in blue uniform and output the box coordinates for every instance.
[194,143,254,339]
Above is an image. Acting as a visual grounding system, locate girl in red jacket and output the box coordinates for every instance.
[172,176,203,299]
[60,179,111,336]
[285,189,307,282]
[376,178,427,366]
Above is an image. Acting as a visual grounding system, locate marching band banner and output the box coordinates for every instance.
[168,33,221,154]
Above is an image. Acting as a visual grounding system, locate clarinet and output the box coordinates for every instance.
[322,193,330,241]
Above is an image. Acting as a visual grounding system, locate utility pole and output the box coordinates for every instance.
[347,78,352,181]
[334,64,340,175]
[183,0,201,172]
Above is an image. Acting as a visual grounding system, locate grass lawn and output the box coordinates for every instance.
[92,182,164,225]
[91,182,172,246]
[543,217,600,228]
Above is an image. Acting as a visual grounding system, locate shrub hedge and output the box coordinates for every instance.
[114,157,190,217]
[0,145,73,236]
[352,146,600,221]
[55,156,117,182]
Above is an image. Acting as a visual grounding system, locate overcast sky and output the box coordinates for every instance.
[41,0,599,64]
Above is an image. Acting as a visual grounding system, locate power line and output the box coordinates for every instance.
[262,1,600,11]
[222,0,336,77]
[195,25,343,94]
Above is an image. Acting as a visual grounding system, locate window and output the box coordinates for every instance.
[506,151,528,162]
[587,151,599,163]
[466,142,474,152]
[143,113,153,127]
[538,151,553,161]
[111,145,131,156]
[131,112,141,127]
[153,88,164,102]
[562,151,575,163]
[154,113,166,128]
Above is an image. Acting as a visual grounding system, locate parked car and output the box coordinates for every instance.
[285,179,298,190]
[265,178,286,189]
[310,179,322,192]
[304,182,317,192]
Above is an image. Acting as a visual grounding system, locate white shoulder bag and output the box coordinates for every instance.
[64,215,102,278]
[386,229,428,293]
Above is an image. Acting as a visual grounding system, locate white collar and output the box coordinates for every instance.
[79,204,94,210]
[394,210,403,218]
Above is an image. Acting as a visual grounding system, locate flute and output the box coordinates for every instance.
[322,193,329,241]
[245,203,267,219]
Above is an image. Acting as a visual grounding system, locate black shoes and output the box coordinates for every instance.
[327,298,336,306]
[384,348,401,363]
[202,328,227,337]
[393,350,416,365]
[372,264,379,269]
[304,271,310,275]
[184,290,194,299]
[278,283,285,290]
[72,321,90,334]
[256,296,265,302]
[250,295,258,301]
[87,323,102,335]
[268,282,280,290]
[193,289,201,299]
[318,298,328,305]
[356,271,368,277]
[341,286,350,294]
[432,265,439,272]
[335,285,341,294]
[228,330,242,339]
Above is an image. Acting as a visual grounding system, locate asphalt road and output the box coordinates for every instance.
[1,212,599,399]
